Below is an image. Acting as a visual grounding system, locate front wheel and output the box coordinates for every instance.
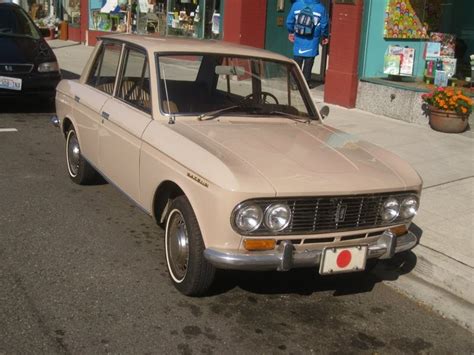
[165,196,215,296]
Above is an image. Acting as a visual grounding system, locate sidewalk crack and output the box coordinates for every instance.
[423,175,474,190]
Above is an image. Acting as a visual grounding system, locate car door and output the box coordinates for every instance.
[98,46,152,203]
[73,41,122,167]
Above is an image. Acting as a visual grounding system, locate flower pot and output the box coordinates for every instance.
[428,106,469,133]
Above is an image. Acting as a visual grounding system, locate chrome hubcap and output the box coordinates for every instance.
[166,210,189,282]
[67,131,80,177]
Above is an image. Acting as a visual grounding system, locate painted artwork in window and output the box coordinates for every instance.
[384,0,431,39]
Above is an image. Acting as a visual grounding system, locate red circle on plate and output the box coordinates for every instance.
[337,250,352,268]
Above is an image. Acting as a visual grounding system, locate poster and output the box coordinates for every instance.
[400,47,415,76]
[384,0,428,39]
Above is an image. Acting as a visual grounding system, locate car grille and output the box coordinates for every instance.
[248,192,415,236]
[0,64,34,74]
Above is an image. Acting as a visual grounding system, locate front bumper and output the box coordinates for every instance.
[204,230,417,271]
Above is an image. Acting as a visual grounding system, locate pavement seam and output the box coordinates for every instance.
[418,243,473,269]
[422,175,474,190]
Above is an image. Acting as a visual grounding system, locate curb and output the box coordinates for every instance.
[377,245,474,331]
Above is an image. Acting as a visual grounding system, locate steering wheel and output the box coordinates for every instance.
[243,91,279,105]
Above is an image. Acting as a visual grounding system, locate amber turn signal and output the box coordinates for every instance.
[389,225,408,236]
[243,239,276,251]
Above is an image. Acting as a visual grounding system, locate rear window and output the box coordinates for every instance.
[0,6,40,39]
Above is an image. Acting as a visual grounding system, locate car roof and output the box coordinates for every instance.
[101,34,293,63]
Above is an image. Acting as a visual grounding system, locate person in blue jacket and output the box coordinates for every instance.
[286,0,329,88]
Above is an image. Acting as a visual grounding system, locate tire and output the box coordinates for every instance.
[65,128,99,185]
[165,196,216,296]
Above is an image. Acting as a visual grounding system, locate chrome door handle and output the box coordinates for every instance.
[101,111,110,120]
[74,95,80,103]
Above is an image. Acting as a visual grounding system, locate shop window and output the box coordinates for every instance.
[62,0,80,27]
[165,0,222,39]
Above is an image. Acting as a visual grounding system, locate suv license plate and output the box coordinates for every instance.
[319,245,368,275]
[0,76,22,91]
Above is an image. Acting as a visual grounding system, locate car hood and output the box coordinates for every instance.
[167,119,422,196]
[0,36,56,64]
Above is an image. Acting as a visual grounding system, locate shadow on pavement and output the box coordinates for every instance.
[210,267,382,297]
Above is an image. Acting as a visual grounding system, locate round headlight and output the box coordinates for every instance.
[264,204,291,232]
[234,205,263,232]
[400,196,419,219]
[381,197,400,222]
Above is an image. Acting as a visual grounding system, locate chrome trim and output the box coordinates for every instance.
[231,193,419,236]
[50,115,60,128]
[0,63,34,74]
[203,230,418,271]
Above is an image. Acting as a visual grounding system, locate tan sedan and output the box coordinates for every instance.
[52,34,422,296]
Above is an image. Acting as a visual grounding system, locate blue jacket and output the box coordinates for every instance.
[286,0,329,58]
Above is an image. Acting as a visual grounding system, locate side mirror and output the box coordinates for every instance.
[319,105,330,119]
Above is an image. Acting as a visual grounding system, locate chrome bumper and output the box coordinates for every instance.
[204,231,417,271]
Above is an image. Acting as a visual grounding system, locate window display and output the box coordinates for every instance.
[165,0,221,39]
[89,0,130,32]
[62,0,80,26]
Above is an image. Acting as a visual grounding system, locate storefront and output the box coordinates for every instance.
[358,0,474,92]
[324,0,473,124]
[81,0,222,45]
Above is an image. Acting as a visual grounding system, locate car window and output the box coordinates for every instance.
[117,48,150,113]
[157,53,316,118]
[0,6,40,39]
[86,42,122,95]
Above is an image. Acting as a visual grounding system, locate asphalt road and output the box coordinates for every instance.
[1,104,473,354]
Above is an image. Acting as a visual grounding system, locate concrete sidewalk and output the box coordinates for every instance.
[51,40,474,331]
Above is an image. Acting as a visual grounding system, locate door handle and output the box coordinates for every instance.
[101,111,110,120]
[74,95,80,103]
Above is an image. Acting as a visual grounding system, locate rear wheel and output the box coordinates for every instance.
[65,127,99,185]
[165,196,215,296]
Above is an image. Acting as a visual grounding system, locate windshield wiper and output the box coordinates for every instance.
[197,104,263,121]
[267,110,313,123]
[197,105,240,121]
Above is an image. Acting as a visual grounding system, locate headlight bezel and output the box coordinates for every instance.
[233,203,264,233]
[380,194,419,223]
[263,203,291,232]
[400,195,419,219]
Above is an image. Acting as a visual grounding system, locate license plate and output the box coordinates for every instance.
[319,245,368,275]
[0,76,22,91]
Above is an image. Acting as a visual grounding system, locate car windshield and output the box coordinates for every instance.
[0,6,40,39]
[157,53,316,119]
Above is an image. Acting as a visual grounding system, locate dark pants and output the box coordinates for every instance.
[294,56,315,83]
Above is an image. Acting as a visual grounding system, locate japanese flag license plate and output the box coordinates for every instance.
[319,245,368,275]
[0,76,22,91]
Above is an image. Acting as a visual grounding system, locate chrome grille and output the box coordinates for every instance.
[0,64,34,74]
[248,192,415,236]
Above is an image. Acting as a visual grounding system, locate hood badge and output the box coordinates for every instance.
[335,204,348,223]
[4,65,13,72]
[187,172,209,188]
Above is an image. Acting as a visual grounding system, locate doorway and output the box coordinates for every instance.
[264,0,332,83]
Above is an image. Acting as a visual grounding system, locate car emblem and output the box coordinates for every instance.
[335,204,348,223]
[4,65,13,72]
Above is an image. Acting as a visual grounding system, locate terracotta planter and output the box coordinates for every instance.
[428,106,469,133]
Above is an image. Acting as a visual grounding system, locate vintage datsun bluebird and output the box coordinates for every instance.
[53,34,422,296]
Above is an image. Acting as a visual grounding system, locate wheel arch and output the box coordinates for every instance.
[152,180,186,226]
[62,116,74,137]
